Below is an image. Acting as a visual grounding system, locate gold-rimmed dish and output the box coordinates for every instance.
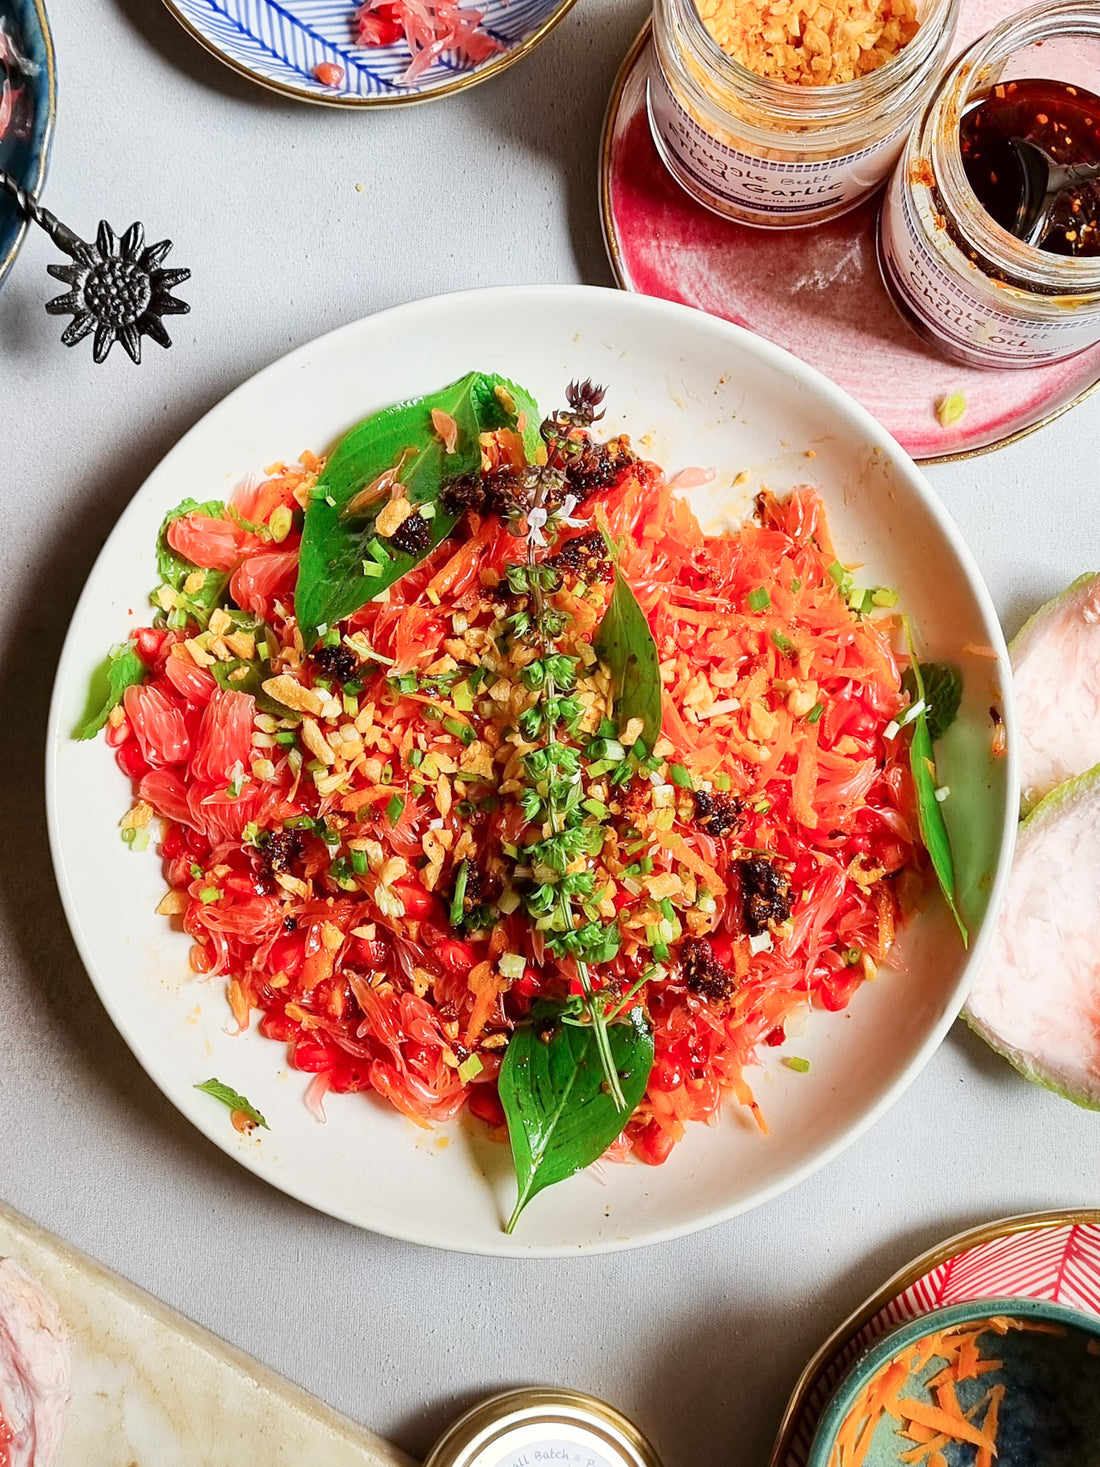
[161,0,580,108]
[770,1208,1100,1466]
[599,17,1100,467]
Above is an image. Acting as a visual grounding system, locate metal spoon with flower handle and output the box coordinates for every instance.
[0,168,190,363]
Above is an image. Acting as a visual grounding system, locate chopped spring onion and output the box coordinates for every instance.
[386,795,405,825]
[936,390,967,427]
[806,703,824,725]
[351,849,369,875]
[669,763,693,789]
[783,1056,811,1073]
[748,586,771,612]
[457,1054,483,1084]
[896,697,926,728]
[450,862,469,927]
[199,887,221,905]
[827,561,853,594]
[771,629,794,656]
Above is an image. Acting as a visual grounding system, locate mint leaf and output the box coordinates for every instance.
[155,497,230,628]
[194,1077,269,1129]
[74,640,146,740]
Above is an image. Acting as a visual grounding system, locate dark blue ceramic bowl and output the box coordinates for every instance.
[1,0,55,288]
[808,1297,1100,1467]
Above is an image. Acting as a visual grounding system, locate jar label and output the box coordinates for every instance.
[478,1437,623,1467]
[648,60,905,223]
[879,167,1100,366]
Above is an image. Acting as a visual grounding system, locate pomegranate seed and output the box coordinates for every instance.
[394,881,434,918]
[438,938,476,973]
[467,1085,505,1127]
[104,717,131,748]
[636,1120,675,1166]
[116,741,150,780]
[189,944,214,975]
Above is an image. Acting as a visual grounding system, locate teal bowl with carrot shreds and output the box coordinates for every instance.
[807,1297,1100,1467]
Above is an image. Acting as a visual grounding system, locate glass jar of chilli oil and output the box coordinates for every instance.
[648,0,961,227]
[878,1,1100,368]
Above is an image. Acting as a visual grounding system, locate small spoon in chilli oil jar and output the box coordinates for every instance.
[960,78,1100,255]
[876,0,1100,369]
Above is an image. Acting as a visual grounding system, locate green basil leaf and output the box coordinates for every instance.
[499,1002,653,1232]
[194,1077,269,1129]
[593,566,663,753]
[295,372,540,647]
[906,654,968,946]
[155,497,231,626]
[74,640,146,740]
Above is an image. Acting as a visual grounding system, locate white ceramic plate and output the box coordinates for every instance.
[47,285,1017,1256]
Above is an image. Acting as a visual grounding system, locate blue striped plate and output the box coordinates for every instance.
[162,0,579,105]
[0,0,55,289]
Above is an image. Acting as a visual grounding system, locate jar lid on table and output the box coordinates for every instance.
[423,1389,664,1467]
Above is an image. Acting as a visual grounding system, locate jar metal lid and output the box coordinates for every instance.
[422,1388,664,1467]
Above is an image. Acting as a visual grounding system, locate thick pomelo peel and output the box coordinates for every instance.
[1010,572,1100,816]
[964,766,1100,1110]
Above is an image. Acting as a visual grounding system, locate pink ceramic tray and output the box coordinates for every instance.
[769,1209,1100,1466]
[600,4,1100,464]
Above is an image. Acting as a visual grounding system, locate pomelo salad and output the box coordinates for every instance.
[80,374,951,1227]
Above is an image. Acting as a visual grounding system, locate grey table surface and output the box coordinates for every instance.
[2,3,1099,1465]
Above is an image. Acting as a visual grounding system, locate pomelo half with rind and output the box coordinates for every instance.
[964,765,1100,1109]
[1011,572,1100,815]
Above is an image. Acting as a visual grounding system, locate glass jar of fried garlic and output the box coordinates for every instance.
[649,0,960,226]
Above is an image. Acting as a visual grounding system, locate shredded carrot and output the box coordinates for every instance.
[463,961,501,1045]
[898,1400,995,1450]
[828,1320,1016,1467]
[956,1332,981,1380]
[121,436,924,1155]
